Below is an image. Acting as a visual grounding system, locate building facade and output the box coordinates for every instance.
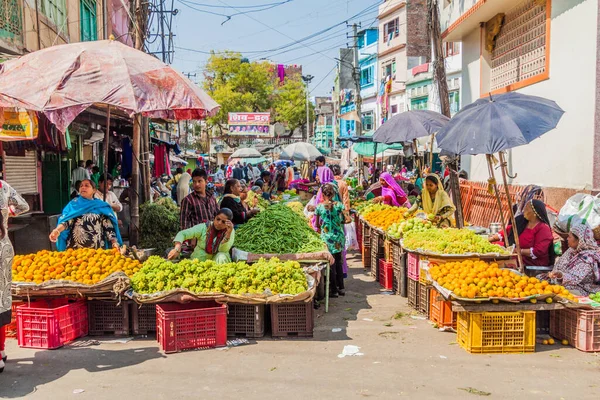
[440,0,599,206]
[313,97,335,153]
[377,0,430,123]
[358,28,379,133]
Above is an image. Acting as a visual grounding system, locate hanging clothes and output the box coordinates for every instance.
[153,144,170,177]
[122,137,133,179]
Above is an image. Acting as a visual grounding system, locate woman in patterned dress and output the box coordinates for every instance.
[49,179,122,251]
[0,180,30,373]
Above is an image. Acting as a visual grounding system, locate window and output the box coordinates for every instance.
[411,97,428,110]
[40,0,67,31]
[390,105,398,115]
[0,0,23,39]
[360,66,374,87]
[490,0,548,92]
[362,112,374,131]
[326,116,333,126]
[449,91,460,115]
[80,0,97,42]
[383,18,399,43]
[444,42,460,57]
[357,33,365,49]
[382,60,396,79]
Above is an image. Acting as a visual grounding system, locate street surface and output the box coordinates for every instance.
[1,252,599,400]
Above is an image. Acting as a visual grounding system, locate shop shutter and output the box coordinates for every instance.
[4,151,38,194]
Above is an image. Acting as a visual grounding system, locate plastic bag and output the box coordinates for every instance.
[556,193,600,232]
[344,221,358,250]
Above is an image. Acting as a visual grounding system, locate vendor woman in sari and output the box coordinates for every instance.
[168,208,235,264]
[537,224,600,295]
[372,172,411,208]
[49,179,122,250]
[488,199,555,268]
[406,174,455,227]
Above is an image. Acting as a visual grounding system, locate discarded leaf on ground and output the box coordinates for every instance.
[270,367,277,371]
[383,322,393,327]
[344,308,352,311]
[459,387,491,396]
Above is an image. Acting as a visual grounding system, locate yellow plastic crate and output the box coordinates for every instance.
[457,311,536,354]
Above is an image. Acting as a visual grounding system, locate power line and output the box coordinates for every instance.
[176,0,293,24]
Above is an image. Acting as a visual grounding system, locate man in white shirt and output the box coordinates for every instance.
[95,174,123,214]
[71,160,90,191]
[252,164,260,183]
[214,165,225,184]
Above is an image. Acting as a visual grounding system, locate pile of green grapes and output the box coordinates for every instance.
[403,228,510,255]
[132,256,308,295]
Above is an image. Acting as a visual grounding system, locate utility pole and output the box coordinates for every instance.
[131,0,145,245]
[352,23,362,138]
[302,74,314,142]
[428,0,464,228]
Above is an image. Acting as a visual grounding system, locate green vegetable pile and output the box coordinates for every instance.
[139,198,180,255]
[132,256,308,295]
[234,203,325,254]
[589,292,600,302]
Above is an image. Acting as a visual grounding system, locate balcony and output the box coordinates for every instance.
[0,0,23,53]
[440,0,524,42]
[379,0,406,19]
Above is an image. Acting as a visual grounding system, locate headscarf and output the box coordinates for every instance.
[56,196,123,251]
[553,224,600,293]
[379,172,409,208]
[421,174,455,216]
[205,221,227,255]
[314,166,336,204]
[508,199,555,265]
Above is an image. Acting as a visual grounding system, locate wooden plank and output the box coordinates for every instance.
[451,301,566,312]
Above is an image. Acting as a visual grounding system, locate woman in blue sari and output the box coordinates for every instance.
[49,179,122,250]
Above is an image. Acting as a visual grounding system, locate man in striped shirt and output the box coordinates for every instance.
[180,168,219,230]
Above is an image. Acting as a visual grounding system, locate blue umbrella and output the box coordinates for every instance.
[436,92,564,155]
[372,110,450,144]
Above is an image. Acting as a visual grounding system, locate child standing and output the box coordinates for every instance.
[315,183,347,297]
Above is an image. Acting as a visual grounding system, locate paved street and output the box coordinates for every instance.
[2,252,599,400]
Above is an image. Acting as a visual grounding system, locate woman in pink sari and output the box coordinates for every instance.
[373,172,411,208]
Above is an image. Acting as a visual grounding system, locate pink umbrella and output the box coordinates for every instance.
[0,39,219,131]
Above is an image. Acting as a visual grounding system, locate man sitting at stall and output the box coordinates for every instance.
[94,174,123,215]
[168,208,235,264]
[180,168,219,230]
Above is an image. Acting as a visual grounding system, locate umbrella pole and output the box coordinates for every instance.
[372,142,378,184]
[413,139,421,178]
[499,151,525,273]
[103,105,111,202]
[429,133,434,169]
[486,154,509,248]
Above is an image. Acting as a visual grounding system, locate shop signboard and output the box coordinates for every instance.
[0,109,38,141]
[227,112,271,136]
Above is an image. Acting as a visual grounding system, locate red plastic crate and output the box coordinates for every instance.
[378,260,393,290]
[550,308,600,352]
[429,288,457,329]
[156,302,227,353]
[407,252,420,281]
[17,299,88,349]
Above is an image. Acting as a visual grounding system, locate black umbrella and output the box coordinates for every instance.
[436,92,565,272]
[372,110,450,144]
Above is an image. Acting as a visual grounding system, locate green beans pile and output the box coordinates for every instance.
[234,203,326,254]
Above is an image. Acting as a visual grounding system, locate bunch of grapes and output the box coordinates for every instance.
[132,256,309,295]
[403,228,510,255]
[387,217,434,239]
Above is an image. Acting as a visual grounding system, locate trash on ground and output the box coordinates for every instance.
[338,345,364,358]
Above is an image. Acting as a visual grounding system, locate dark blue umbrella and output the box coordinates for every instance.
[372,110,450,144]
[436,92,564,155]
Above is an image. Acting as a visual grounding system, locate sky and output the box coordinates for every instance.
[160,0,382,96]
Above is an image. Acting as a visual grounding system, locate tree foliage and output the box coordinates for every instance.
[203,52,314,135]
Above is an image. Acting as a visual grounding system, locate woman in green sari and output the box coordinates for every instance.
[168,208,235,264]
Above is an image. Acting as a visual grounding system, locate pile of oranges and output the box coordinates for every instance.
[429,259,575,301]
[363,207,408,230]
[12,248,141,285]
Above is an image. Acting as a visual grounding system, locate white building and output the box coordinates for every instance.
[440,0,599,207]
[358,28,380,132]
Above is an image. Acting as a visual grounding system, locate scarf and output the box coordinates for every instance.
[379,172,409,208]
[205,221,227,255]
[57,196,123,251]
[421,174,455,216]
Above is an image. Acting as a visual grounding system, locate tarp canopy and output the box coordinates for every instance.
[350,131,403,156]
